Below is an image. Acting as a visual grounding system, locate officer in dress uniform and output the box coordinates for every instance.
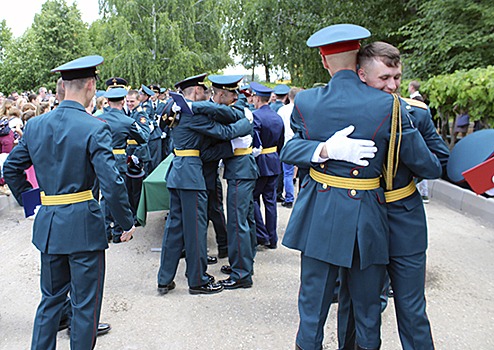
[336,42,450,350]
[3,55,136,350]
[156,74,252,295]
[192,75,259,289]
[126,89,152,224]
[250,82,284,249]
[279,24,442,350]
[103,77,130,113]
[271,84,290,205]
[139,84,162,175]
[99,87,150,243]
[175,74,228,263]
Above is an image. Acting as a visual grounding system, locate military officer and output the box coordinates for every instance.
[156,74,252,295]
[250,82,284,249]
[279,24,442,350]
[3,55,136,350]
[336,41,450,350]
[126,89,152,223]
[270,84,290,112]
[192,75,259,289]
[139,84,162,174]
[99,86,150,243]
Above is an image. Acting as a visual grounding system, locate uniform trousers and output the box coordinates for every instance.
[226,179,256,281]
[32,251,105,350]
[207,176,228,252]
[253,175,278,246]
[157,189,210,288]
[297,252,385,350]
[338,252,433,350]
[282,163,295,203]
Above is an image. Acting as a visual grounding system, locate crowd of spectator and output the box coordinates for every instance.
[0,88,57,196]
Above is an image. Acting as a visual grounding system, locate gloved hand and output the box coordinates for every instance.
[161,131,167,139]
[244,108,254,123]
[324,125,377,166]
[171,102,181,113]
[252,147,262,157]
[231,134,253,151]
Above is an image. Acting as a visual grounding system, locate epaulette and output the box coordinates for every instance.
[402,97,428,110]
[137,106,143,112]
[93,115,108,123]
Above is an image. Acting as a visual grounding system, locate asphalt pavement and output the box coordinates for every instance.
[0,187,493,349]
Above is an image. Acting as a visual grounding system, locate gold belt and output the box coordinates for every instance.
[127,140,138,145]
[40,190,94,206]
[174,149,200,157]
[309,168,380,190]
[261,146,277,154]
[113,149,126,155]
[385,181,417,203]
[233,147,253,156]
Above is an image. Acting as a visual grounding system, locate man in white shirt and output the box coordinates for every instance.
[277,87,302,208]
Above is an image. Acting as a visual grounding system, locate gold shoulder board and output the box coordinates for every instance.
[402,97,428,110]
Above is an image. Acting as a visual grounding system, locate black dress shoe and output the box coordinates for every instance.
[189,281,224,295]
[68,322,112,336]
[112,235,122,243]
[281,201,293,208]
[265,243,277,249]
[58,318,70,331]
[207,255,218,265]
[219,277,253,289]
[217,247,228,259]
[276,195,285,203]
[184,272,214,283]
[220,265,232,274]
[157,281,176,295]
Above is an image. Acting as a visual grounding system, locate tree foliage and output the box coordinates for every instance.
[92,0,232,88]
[0,0,92,93]
[399,0,494,79]
[422,66,494,146]
[227,0,412,87]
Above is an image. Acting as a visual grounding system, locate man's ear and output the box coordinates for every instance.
[357,67,366,82]
[320,53,330,70]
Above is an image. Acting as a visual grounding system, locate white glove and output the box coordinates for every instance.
[149,122,155,133]
[324,125,377,166]
[252,147,262,157]
[244,108,254,123]
[171,102,181,113]
[231,135,253,151]
[161,131,167,139]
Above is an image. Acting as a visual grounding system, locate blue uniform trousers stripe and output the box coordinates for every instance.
[253,175,278,245]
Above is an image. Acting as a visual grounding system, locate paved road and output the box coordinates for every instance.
[0,197,493,349]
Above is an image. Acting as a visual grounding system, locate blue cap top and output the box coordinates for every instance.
[95,90,106,98]
[104,87,128,100]
[160,87,167,93]
[175,73,208,91]
[250,82,273,97]
[51,55,104,81]
[307,24,370,49]
[273,84,290,95]
[141,84,155,96]
[105,77,129,90]
[208,75,244,92]
[447,129,494,183]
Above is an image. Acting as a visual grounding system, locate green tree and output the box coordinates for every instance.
[227,0,411,87]
[0,20,13,63]
[400,0,494,79]
[0,0,92,93]
[92,0,232,88]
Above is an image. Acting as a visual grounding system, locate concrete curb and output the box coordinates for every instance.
[429,179,494,227]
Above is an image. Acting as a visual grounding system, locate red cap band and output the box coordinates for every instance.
[319,40,361,55]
